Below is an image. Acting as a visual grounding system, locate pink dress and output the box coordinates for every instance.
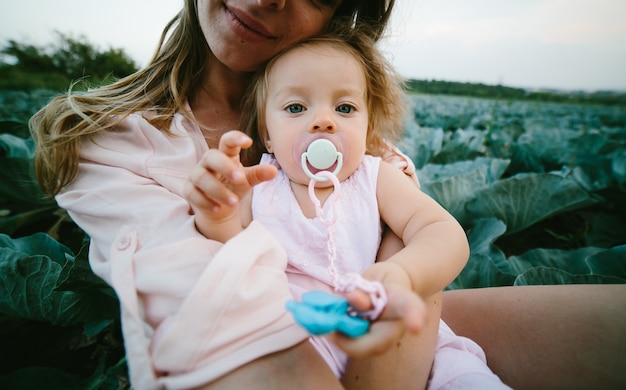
[252,154,511,389]
[253,153,382,377]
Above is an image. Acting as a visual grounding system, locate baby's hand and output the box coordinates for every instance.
[329,262,426,357]
[184,130,277,241]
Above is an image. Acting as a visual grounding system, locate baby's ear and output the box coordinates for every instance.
[265,139,273,153]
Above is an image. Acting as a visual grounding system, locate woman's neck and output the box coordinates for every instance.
[190,53,251,148]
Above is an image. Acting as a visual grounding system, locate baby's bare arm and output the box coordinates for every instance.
[332,161,466,358]
[376,161,469,298]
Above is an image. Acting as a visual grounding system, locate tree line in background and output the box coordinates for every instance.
[0,32,138,91]
[405,79,626,107]
[1,33,625,106]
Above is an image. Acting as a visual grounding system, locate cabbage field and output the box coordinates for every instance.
[401,94,626,288]
[0,90,625,388]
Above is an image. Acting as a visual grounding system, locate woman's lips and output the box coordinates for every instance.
[225,6,276,41]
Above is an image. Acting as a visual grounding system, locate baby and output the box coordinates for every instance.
[186,29,509,388]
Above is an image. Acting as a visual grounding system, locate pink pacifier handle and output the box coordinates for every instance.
[306,168,388,321]
[307,171,341,224]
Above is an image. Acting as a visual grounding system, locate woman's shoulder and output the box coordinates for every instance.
[111,108,201,144]
[79,109,206,176]
[87,107,201,149]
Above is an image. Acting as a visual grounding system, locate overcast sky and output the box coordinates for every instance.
[2,0,626,91]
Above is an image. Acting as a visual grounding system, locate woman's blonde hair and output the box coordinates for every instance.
[30,0,397,196]
[240,26,406,164]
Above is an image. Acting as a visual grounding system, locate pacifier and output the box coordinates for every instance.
[301,139,343,182]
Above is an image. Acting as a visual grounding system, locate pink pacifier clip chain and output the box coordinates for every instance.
[307,171,388,321]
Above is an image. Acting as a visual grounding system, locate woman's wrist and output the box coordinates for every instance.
[194,211,243,243]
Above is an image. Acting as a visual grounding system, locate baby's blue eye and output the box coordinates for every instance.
[287,104,305,113]
[337,104,353,114]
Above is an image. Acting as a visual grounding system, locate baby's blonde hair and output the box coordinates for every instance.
[240,27,407,165]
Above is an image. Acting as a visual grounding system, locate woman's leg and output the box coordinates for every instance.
[201,341,343,389]
[342,291,441,390]
[442,285,626,389]
[342,229,440,389]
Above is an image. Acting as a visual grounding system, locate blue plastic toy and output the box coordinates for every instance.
[285,290,370,338]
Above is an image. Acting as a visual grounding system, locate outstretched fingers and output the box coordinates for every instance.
[190,149,243,211]
[208,130,251,187]
[184,130,279,220]
[219,130,253,158]
[245,164,278,188]
[215,130,277,188]
[184,131,249,217]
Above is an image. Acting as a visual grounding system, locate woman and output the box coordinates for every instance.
[30,0,626,389]
[31,1,439,388]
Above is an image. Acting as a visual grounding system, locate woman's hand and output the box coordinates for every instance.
[381,141,419,188]
[328,262,426,357]
[183,130,277,241]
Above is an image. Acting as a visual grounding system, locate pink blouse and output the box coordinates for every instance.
[56,108,308,389]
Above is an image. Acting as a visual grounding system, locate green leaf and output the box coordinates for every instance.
[466,218,507,265]
[505,247,605,275]
[0,233,119,326]
[0,250,74,324]
[400,124,444,169]
[0,90,57,125]
[80,356,128,390]
[447,253,516,290]
[585,245,626,279]
[0,134,52,205]
[0,204,58,235]
[0,232,73,277]
[518,128,579,167]
[566,132,607,157]
[419,157,510,183]
[431,129,486,163]
[418,158,510,224]
[487,140,545,175]
[466,173,597,234]
[514,267,626,285]
[450,218,517,289]
[581,211,626,248]
[571,155,615,192]
[84,319,113,337]
[611,149,626,185]
[0,133,34,158]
